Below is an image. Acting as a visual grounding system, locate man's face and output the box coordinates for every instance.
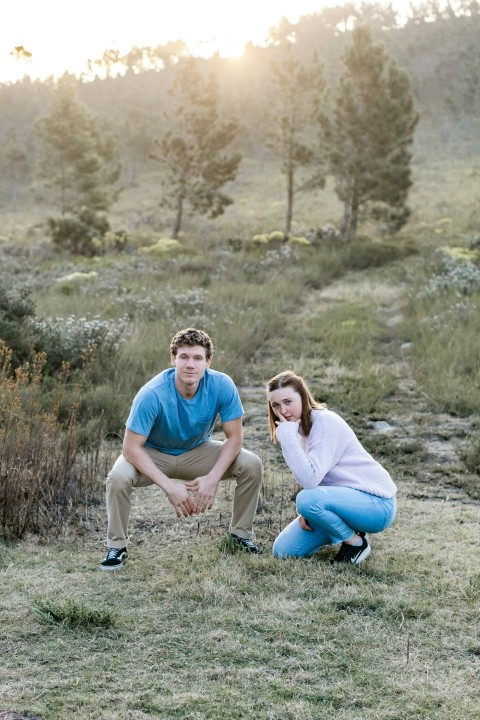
[171,344,211,389]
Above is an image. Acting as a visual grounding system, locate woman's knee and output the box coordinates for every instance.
[272,534,294,558]
[296,487,325,518]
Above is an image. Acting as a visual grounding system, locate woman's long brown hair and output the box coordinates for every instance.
[266,371,326,442]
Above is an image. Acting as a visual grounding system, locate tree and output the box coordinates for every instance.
[37,81,121,253]
[151,58,242,239]
[118,108,153,187]
[320,26,418,239]
[268,44,326,236]
[0,129,30,209]
[37,80,120,215]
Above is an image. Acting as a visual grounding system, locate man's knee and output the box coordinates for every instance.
[235,449,263,484]
[106,456,136,493]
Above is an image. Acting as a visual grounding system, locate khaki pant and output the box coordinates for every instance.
[105,440,262,548]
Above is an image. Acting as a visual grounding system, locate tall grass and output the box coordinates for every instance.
[0,341,113,539]
[403,248,480,416]
[24,236,417,434]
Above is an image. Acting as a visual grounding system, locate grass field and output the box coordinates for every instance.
[0,152,479,719]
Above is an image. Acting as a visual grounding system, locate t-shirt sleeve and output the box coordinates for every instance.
[218,375,244,423]
[125,387,160,437]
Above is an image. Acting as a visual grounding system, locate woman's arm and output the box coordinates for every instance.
[275,415,343,489]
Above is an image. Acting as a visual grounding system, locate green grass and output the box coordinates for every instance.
[32,598,115,629]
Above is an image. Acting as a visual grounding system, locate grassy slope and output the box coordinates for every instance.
[1,155,479,719]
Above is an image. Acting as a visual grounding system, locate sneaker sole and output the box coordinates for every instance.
[99,561,126,571]
[351,544,371,565]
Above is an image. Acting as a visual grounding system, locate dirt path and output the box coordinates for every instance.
[240,263,477,504]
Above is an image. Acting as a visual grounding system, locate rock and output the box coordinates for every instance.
[373,420,395,432]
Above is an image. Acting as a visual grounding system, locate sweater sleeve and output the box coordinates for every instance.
[275,416,344,489]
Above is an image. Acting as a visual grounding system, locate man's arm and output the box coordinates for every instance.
[123,428,195,518]
[185,417,243,513]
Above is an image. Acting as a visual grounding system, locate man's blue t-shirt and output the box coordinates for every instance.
[125,367,243,455]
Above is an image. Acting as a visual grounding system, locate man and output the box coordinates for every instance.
[100,327,262,570]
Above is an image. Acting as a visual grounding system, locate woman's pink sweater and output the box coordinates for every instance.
[275,409,397,498]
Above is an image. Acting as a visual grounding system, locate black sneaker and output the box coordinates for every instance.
[100,547,127,571]
[332,536,371,565]
[229,534,262,554]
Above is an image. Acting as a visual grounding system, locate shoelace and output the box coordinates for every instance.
[106,548,121,559]
[241,539,256,548]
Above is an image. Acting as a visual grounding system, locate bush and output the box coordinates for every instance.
[0,340,112,540]
[48,206,110,256]
[343,235,418,270]
[0,281,131,376]
[137,237,181,255]
[0,284,37,366]
[460,434,480,476]
[34,314,130,374]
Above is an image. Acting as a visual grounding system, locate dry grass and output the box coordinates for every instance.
[1,474,479,720]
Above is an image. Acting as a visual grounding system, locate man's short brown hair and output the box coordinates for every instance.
[170,328,214,360]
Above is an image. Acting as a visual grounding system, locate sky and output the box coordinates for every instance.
[1,0,413,83]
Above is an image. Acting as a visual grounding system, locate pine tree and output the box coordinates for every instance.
[151,58,242,239]
[0,128,30,210]
[37,80,121,254]
[321,26,418,239]
[37,80,120,215]
[268,44,326,236]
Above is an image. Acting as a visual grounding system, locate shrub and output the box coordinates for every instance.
[0,284,37,367]
[0,279,131,375]
[0,340,112,539]
[137,237,181,255]
[249,230,286,245]
[343,235,418,270]
[33,314,130,373]
[421,254,480,296]
[48,206,110,256]
[289,235,311,245]
[459,435,480,476]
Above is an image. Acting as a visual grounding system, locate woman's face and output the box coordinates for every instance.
[269,386,303,422]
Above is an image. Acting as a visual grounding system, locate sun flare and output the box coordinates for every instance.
[1,0,412,83]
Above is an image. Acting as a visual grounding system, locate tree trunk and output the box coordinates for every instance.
[285,164,294,237]
[349,207,359,240]
[340,197,351,238]
[348,184,359,240]
[172,194,184,239]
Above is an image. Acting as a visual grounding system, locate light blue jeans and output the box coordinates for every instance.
[273,486,397,558]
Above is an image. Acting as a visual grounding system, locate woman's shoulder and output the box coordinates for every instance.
[312,408,340,421]
[311,408,350,429]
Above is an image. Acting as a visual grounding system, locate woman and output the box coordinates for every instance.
[267,371,397,564]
